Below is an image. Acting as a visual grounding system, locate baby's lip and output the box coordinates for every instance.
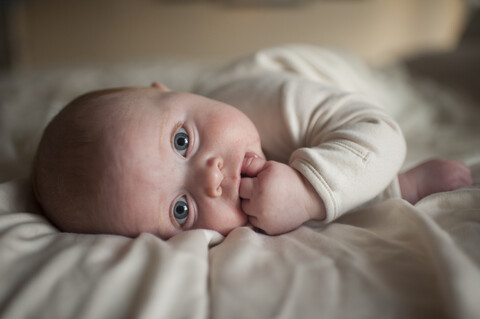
[241,152,260,176]
[237,151,260,196]
[245,152,260,159]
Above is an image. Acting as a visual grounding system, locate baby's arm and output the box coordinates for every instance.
[241,157,474,235]
[240,157,325,235]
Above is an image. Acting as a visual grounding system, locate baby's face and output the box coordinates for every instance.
[101,87,264,238]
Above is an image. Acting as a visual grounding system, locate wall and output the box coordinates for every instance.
[8,0,467,69]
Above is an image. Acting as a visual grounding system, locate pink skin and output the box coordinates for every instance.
[240,156,325,235]
[398,158,473,204]
[103,84,265,239]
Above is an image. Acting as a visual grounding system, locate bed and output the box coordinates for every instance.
[1,44,479,319]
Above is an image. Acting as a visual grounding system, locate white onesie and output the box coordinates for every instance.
[194,45,406,223]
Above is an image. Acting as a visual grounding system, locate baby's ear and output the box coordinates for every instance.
[151,81,171,92]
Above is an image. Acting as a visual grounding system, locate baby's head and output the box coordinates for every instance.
[33,83,264,239]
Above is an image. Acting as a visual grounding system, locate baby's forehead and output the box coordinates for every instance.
[81,88,194,128]
[78,87,155,108]
[76,88,157,117]
[77,87,137,104]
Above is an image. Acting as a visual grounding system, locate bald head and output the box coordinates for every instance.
[32,88,135,234]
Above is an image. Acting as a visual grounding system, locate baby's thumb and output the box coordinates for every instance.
[241,154,266,177]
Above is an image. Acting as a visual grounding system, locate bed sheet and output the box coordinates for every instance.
[1,46,480,319]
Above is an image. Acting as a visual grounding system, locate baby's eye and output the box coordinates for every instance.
[173,127,189,157]
[173,196,189,226]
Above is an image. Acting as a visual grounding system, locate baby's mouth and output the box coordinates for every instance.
[241,152,260,178]
[238,151,260,202]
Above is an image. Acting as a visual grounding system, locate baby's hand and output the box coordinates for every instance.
[239,157,325,235]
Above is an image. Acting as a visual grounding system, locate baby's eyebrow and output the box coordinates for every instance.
[170,122,183,141]
[156,106,178,150]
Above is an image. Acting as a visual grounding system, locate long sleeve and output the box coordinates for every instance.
[194,45,406,222]
[284,78,406,221]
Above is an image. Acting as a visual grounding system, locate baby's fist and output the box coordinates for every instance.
[239,158,325,235]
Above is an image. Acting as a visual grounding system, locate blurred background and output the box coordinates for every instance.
[0,0,478,182]
[0,0,476,71]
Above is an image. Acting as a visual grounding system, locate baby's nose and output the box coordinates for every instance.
[204,157,224,198]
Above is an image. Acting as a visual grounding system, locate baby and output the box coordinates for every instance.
[32,81,473,239]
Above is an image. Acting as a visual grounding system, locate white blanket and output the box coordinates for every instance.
[1,45,479,319]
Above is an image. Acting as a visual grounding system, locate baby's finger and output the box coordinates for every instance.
[241,156,266,177]
[247,215,260,229]
[240,198,253,216]
[239,177,255,199]
[241,201,261,227]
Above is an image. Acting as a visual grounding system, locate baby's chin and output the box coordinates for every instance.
[216,212,249,236]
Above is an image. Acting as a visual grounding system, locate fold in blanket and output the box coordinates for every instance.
[1,169,479,318]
